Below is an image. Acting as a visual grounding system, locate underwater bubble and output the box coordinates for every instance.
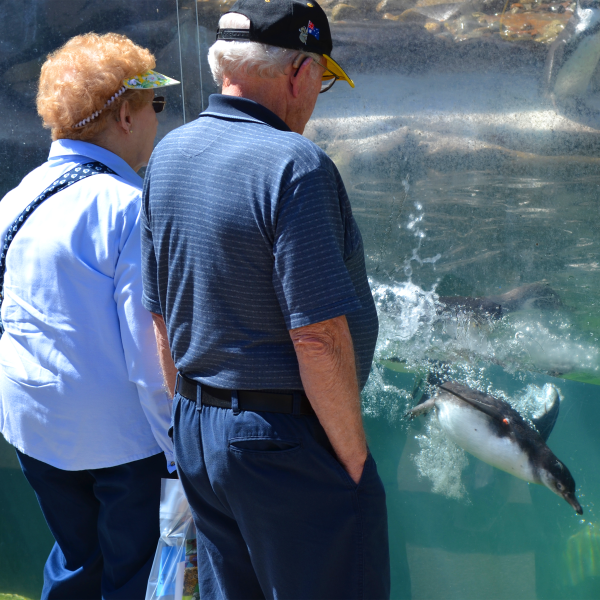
[370,278,600,379]
[500,317,600,375]
[421,253,442,265]
[413,412,470,500]
[361,363,412,423]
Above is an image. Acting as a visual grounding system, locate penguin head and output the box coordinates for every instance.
[540,460,583,515]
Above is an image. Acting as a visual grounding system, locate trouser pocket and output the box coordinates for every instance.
[229,437,301,453]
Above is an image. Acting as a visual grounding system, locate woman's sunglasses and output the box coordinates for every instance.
[152,96,166,114]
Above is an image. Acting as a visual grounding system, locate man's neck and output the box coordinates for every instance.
[221,80,305,134]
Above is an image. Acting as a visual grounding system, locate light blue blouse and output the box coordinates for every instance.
[0,139,175,472]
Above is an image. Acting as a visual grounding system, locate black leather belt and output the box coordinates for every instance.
[175,374,315,416]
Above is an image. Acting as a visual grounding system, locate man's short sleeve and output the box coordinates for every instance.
[273,167,361,330]
[140,181,162,315]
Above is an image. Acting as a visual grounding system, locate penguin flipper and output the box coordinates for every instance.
[440,382,508,425]
[531,391,560,442]
[406,398,436,419]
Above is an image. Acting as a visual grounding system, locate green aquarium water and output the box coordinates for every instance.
[364,368,600,600]
[347,167,600,599]
[0,436,52,599]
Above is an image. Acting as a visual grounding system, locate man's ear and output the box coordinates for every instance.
[116,100,133,134]
[289,56,314,99]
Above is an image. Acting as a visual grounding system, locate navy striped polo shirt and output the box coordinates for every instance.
[141,95,378,390]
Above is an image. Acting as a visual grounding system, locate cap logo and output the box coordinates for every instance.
[299,26,308,44]
[307,20,320,39]
[307,2,314,5]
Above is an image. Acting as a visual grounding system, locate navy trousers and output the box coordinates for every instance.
[16,450,171,600]
[173,391,390,600]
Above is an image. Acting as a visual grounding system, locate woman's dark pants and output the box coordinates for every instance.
[16,450,170,599]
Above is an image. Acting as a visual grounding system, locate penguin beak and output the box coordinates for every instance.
[564,493,583,515]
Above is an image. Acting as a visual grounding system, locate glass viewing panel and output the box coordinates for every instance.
[1,0,599,598]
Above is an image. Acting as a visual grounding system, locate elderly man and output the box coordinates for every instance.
[141,0,390,597]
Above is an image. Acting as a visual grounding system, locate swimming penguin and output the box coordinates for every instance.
[486,282,563,312]
[437,282,562,321]
[407,381,583,514]
[436,296,503,320]
[413,364,561,442]
[543,0,600,99]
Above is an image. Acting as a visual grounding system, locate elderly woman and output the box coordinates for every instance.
[0,33,179,599]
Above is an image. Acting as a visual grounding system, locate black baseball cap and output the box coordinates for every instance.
[216,0,354,88]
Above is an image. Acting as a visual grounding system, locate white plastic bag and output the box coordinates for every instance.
[146,478,199,600]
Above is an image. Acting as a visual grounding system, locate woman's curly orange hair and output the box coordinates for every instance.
[37,33,156,141]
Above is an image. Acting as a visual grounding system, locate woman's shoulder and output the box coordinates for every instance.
[90,172,142,222]
[0,161,56,229]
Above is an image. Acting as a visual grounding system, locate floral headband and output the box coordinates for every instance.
[73,70,180,128]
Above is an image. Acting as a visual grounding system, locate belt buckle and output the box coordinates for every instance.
[231,390,240,416]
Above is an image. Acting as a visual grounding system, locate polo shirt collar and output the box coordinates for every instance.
[200,94,291,132]
[48,139,143,188]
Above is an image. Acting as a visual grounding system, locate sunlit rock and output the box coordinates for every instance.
[424,20,445,30]
[330,3,361,20]
[376,0,419,14]
[417,0,469,6]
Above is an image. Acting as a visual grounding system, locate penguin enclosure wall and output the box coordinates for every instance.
[1,0,600,598]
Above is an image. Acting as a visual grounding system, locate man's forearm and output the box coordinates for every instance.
[151,312,178,398]
[290,315,367,484]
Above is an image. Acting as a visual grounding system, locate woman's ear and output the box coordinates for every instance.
[116,100,133,134]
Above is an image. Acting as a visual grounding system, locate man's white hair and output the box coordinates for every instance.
[208,13,322,85]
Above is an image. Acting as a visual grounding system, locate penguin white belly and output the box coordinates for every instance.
[436,400,536,483]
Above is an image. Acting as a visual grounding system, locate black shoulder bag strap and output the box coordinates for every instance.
[0,161,117,336]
